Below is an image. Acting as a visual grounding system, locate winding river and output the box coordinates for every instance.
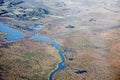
[0,23,66,80]
[32,34,66,80]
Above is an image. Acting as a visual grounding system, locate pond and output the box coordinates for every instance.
[75,70,87,74]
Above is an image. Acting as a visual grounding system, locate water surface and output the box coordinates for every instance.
[0,23,24,41]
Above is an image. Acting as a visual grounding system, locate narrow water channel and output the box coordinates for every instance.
[32,34,66,80]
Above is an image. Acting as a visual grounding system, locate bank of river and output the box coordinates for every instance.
[0,22,66,80]
[32,34,66,80]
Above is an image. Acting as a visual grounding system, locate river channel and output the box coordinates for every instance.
[0,23,66,80]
